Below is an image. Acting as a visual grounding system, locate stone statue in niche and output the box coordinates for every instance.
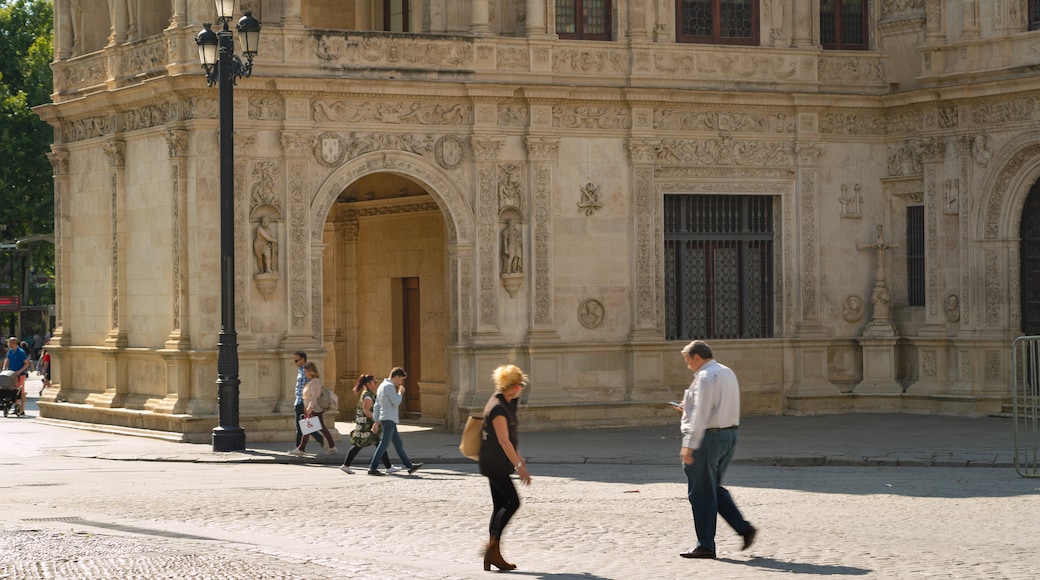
[944,178,959,214]
[577,182,603,216]
[501,218,523,274]
[253,215,277,275]
[840,183,862,218]
[946,294,960,323]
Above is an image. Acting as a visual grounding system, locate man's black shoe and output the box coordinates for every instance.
[407,462,424,474]
[741,525,757,550]
[679,547,716,559]
[367,470,385,476]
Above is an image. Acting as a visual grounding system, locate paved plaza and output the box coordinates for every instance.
[2,375,1039,579]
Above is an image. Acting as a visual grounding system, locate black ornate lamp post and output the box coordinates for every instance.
[195,1,261,452]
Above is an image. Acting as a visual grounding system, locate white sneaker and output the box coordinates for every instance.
[387,465,405,474]
[323,446,338,455]
[340,465,354,474]
[287,447,306,456]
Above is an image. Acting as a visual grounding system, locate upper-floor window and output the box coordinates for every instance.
[676,0,757,45]
[556,0,611,40]
[383,0,409,32]
[821,0,868,50]
[1032,0,1040,30]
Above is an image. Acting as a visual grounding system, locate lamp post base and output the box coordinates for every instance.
[212,426,246,452]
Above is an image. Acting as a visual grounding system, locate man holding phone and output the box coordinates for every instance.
[676,340,757,559]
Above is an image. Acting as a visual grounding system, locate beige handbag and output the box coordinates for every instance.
[458,416,483,461]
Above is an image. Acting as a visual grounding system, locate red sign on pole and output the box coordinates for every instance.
[0,296,20,311]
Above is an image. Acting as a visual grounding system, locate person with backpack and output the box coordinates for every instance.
[288,362,336,456]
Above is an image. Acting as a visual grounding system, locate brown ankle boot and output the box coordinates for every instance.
[483,537,517,571]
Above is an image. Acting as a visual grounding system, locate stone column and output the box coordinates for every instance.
[55,0,72,59]
[282,0,303,27]
[627,0,648,39]
[525,0,546,36]
[524,136,560,341]
[470,0,490,35]
[110,0,129,45]
[170,0,188,28]
[471,136,504,342]
[791,0,813,47]
[961,0,980,38]
[627,138,659,341]
[164,129,191,350]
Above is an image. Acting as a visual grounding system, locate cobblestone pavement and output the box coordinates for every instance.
[3,456,1039,579]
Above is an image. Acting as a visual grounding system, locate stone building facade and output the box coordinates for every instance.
[33,1,1040,441]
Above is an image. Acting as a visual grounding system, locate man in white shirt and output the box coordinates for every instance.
[677,340,757,559]
[367,367,424,476]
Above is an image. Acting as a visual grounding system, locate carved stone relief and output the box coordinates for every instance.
[498,164,522,210]
[577,182,602,216]
[578,298,605,329]
[944,178,959,214]
[819,112,883,135]
[657,134,794,166]
[840,184,863,219]
[552,106,630,129]
[946,294,960,323]
[434,135,466,169]
[842,295,865,323]
[248,96,284,121]
[881,0,925,20]
[655,110,793,133]
[314,132,346,168]
[313,100,470,125]
[972,134,992,167]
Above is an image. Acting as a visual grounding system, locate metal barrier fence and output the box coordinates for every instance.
[1011,336,1040,477]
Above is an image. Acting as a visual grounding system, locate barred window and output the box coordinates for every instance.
[907,206,925,307]
[820,0,868,49]
[556,0,611,40]
[665,195,774,340]
[676,0,757,45]
[383,0,409,32]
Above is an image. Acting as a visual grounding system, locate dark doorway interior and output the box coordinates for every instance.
[402,277,421,418]
[1021,180,1040,335]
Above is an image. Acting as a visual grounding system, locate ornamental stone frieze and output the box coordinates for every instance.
[652,51,807,81]
[122,104,170,132]
[883,108,925,134]
[306,33,474,68]
[498,104,529,127]
[553,48,629,74]
[881,0,925,20]
[817,56,886,83]
[61,115,114,142]
[497,46,530,70]
[552,106,630,129]
[312,100,470,126]
[120,37,167,78]
[186,97,218,120]
[248,96,284,121]
[655,166,794,180]
[656,134,794,166]
[886,141,924,176]
[971,99,1035,126]
[654,110,793,133]
[819,112,883,135]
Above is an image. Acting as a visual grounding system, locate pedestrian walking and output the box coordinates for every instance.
[290,351,324,451]
[288,362,336,456]
[676,340,756,559]
[478,364,531,572]
[3,337,29,416]
[367,367,423,476]
[39,349,50,393]
[340,373,397,474]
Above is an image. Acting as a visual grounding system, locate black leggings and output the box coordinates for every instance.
[344,446,392,468]
[486,473,520,538]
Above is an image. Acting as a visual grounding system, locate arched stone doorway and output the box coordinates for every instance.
[1021,180,1040,335]
[312,151,474,427]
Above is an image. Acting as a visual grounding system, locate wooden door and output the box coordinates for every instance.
[402,277,421,418]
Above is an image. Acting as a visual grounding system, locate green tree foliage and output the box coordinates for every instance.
[0,0,54,316]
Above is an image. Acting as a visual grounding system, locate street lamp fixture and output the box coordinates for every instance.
[194,2,262,452]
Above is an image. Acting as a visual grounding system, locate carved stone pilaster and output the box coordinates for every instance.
[628,138,661,340]
[287,160,311,338]
[104,138,127,348]
[920,139,946,334]
[48,146,70,346]
[472,136,504,339]
[524,136,559,340]
[795,142,825,337]
[165,130,190,349]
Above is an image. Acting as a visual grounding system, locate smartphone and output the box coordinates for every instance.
[668,401,683,409]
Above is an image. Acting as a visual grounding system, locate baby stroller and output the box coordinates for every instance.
[0,369,22,417]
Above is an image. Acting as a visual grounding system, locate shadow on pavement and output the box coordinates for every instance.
[723,555,871,576]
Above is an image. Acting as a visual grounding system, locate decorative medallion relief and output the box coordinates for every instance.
[842,295,865,323]
[946,294,960,323]
[434,135,466,170]
[578,298,605,329]
[315,132,346,168]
